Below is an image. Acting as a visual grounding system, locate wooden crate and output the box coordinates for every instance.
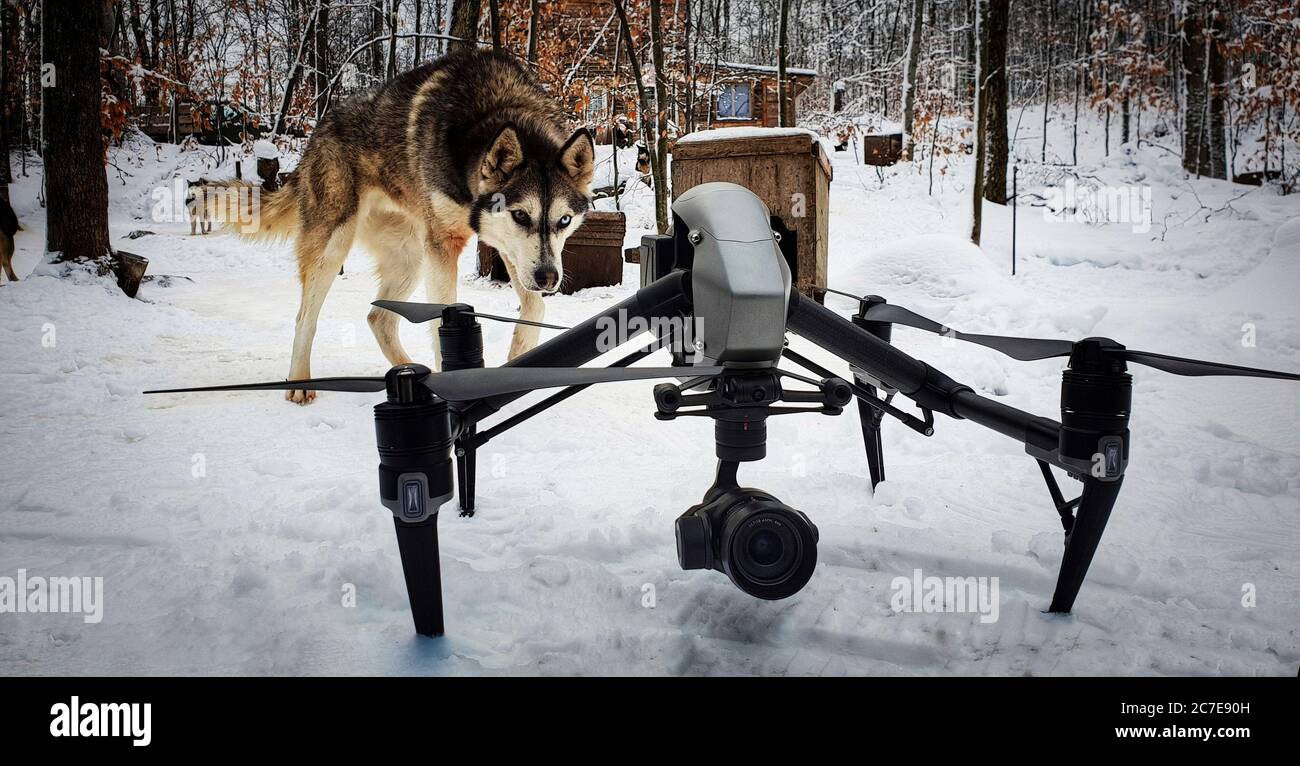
[672,129,832,300]
[863,133,903,166]
[477,211,626,294]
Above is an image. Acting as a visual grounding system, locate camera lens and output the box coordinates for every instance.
[748,529,784,566]
[718,494,818,600]
[731,512,800,587]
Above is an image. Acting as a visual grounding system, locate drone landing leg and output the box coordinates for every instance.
[456,434,477,517]
[851,298,893,490]
[438,307,485,518]
[855,391,886,488]
[1047,475,1123,614]
[393,516,445,637]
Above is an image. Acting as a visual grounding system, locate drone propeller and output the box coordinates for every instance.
[861,302,1076,362]
[145,365,722,402]
[146,377,387,394]
[1113,349,1300,380]
[826,290,1300,381]
[372,300,569,330]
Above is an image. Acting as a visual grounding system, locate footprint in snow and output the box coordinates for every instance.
[528,558,571,588]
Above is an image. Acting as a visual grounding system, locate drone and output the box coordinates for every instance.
[147,182,1300,638]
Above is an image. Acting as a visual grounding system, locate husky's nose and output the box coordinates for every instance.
[533,266,559,291]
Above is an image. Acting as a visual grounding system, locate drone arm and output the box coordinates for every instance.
[786,292,1061,454]
[950,389,1062,457]
[452,270,694,431]
[788,292,1127,613]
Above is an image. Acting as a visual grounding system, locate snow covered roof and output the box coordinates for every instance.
[717,61,818,78]
[676,127,820,145]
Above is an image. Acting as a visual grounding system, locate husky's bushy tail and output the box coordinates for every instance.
[204,177,300,242]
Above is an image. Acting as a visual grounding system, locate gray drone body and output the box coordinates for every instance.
[672,183,791,368]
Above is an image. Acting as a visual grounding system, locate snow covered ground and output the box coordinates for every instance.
[2,115,1297,675]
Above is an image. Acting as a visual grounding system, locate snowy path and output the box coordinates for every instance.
[1,133,1297,675]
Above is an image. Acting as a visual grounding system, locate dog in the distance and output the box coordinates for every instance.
[186,179,212,235]
[219,49,594,404]
[0,197,20,284]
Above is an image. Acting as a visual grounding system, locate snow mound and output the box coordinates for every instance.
[1211,216,1300,316]
[253,140,280,160]
[831,233,1007,303]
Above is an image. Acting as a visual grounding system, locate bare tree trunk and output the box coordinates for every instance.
[647,0,670,232]
[613,0,649,142]
[1072,0,1081,165]
[1206,0,1227,179]
[971,0,987,244]
[683,0,694,133]
[1121,93,1130,145]
[1118,22,1129,145]
[1181,0,1209,176]
[127,0,157,105]
[0,3,12,199]
[1102,59,1110,154]
[44,0,112,267]
[274,0,321,135]
[148,0,160,81]
[314,1,330,121]
[488,0,501,52]
[450,0,481,51]
[777,0,792,128]
[902,0,923,157]
[387,0,400,79]
[966,0,976,110]
[612,0,667,232]
[611,17,621,209]
[526,0,539,63]
[371,2,384,77]
[414,0,423,62]
[982,0,1009,205]
[1042,0,1053,163]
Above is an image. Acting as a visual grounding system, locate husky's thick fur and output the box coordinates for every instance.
[229,49,594,403]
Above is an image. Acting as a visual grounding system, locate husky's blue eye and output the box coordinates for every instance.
[557,215,572,228]
[510,210,531,227]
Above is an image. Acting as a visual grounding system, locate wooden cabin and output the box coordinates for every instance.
[705,62,818,129]
[529,0,818,141]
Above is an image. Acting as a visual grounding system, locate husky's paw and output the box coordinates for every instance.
[285,388,317,405]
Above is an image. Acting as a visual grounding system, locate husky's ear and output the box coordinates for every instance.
[481,125,524,187]
[557,128,595,188]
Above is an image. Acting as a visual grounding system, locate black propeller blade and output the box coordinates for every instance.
[861,302,1075,362]
[1118,349,1300,381]
[146,366,723,401]
[829,288,1300,381]
[372,300,569,330]
[145,377,387,394]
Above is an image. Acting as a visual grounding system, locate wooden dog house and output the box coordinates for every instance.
[671,129,831,300]
[863,133,903,166]
[477,211,626,294]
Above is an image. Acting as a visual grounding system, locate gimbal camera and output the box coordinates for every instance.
[149,182,1300,638]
